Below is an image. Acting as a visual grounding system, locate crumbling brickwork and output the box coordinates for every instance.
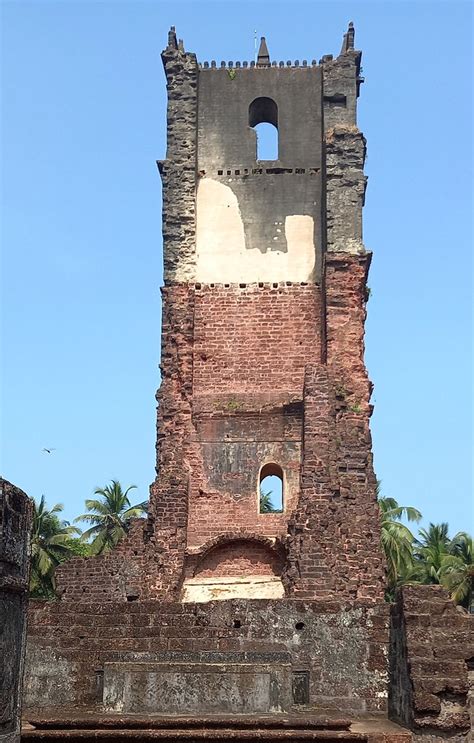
[53,22,385,605]
[0,478,32,743]
[158,27,198,282]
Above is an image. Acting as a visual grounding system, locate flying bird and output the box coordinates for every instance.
[42,448,56,454]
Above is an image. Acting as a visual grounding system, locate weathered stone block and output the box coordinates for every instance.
[103,661,292,714]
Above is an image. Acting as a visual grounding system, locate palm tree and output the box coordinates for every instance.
[259,488,278,513]
[75,480,147,555]
[413,522,451,584]
[440,532,473,610]
[30,496,80,598]
[377,483,422,595]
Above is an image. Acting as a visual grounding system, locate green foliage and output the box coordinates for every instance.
[30,496,81,598]
[440,532,473,609]
[334,384,347,400]
[75,480,147,555]
[65,537,92,557]
[412,523,450,584]
[225,399,242,412]
[378,486,422,598]
[377,484,472,608]
[259,488,279,514]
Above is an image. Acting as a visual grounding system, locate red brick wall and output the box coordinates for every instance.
[187,489,297,548]
[185,283,322,553]
[193,283,322,395]
[55,520,157,603]
[194,540,283,578]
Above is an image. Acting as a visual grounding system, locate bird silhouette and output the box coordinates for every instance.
[42,448,56,454]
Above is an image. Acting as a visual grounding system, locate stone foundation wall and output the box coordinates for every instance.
[25,598,390,715]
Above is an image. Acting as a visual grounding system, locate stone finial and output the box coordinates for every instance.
[340,21,355,54]
[178,38,185,52]
[257,36,270,66]
[167,26,178,50]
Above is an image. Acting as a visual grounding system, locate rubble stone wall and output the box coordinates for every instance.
[25,598,390,714]
[389,585,473,742]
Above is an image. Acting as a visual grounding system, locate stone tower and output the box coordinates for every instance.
[24,28,473,737]
[150,24,385,602]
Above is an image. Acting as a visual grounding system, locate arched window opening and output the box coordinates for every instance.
[249,97,279,161]
[259,463,284,514]
[254,123,278,161]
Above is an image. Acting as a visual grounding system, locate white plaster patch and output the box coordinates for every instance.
[196,179,316,283]
[181,575,285,603]
[285,215,314,256]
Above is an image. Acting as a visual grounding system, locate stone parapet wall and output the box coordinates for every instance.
[389,585,473,741]
[25,598,390,715]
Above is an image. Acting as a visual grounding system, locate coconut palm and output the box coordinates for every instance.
[259,488,278,513]
[75,480,147,555]
[440,532,473,609]
[30,496,80,598]
[413,522,451,584]
[377,483,422,594]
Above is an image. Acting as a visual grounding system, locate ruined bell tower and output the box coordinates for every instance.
[24,27,473,734]
[150,24,385,602]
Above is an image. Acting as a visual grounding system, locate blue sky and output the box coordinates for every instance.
[1,1,472,536]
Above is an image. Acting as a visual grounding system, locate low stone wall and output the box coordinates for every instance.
[389,585,473,742]
[24,598,389,715]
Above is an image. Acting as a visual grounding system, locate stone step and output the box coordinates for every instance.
[23,715,351,731]
[22,729,372,741]
[22,713,412,742]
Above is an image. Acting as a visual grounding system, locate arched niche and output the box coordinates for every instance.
[182,537,285,602]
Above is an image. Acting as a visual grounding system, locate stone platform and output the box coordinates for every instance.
[24,588,473,742]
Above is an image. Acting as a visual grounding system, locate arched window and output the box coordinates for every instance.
[259,463,284,513]
[249,97,279,161]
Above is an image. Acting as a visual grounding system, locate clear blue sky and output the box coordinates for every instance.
[1,1,472,537]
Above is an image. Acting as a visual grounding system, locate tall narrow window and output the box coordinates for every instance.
[259,463,284,513]
[249,97,279,161]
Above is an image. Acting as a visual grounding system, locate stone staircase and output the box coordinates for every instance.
[22,712,412,742]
